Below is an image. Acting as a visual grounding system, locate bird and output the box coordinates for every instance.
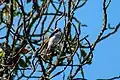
[47,28,62,51]
[40,28,62,60]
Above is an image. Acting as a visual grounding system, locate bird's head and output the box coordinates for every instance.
[49,28,61,38]
[54,28,61,33]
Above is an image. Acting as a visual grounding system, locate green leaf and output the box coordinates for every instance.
[19,59,28,68]
[81,49,87,58]
[26,55,32,64]
[0,48,5,58]
[86,57,92,65]
[60,52,66,56]
[13,11,21,16]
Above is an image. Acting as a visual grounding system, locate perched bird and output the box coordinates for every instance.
[47,28,62,51]
[40,28,62,60]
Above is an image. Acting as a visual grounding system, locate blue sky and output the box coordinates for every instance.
[0,0,120,80]
[78,0,120,79]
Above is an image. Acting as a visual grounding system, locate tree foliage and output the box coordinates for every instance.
[0,0,120,80]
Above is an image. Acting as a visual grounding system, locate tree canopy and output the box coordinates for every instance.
[0,0,120,80]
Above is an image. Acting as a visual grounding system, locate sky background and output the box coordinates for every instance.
[78,0,120,80]
[0,0,120,80]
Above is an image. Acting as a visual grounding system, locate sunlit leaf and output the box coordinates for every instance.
[13,0,18,10]
[0,48,5,58]
[0,48,5,64]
